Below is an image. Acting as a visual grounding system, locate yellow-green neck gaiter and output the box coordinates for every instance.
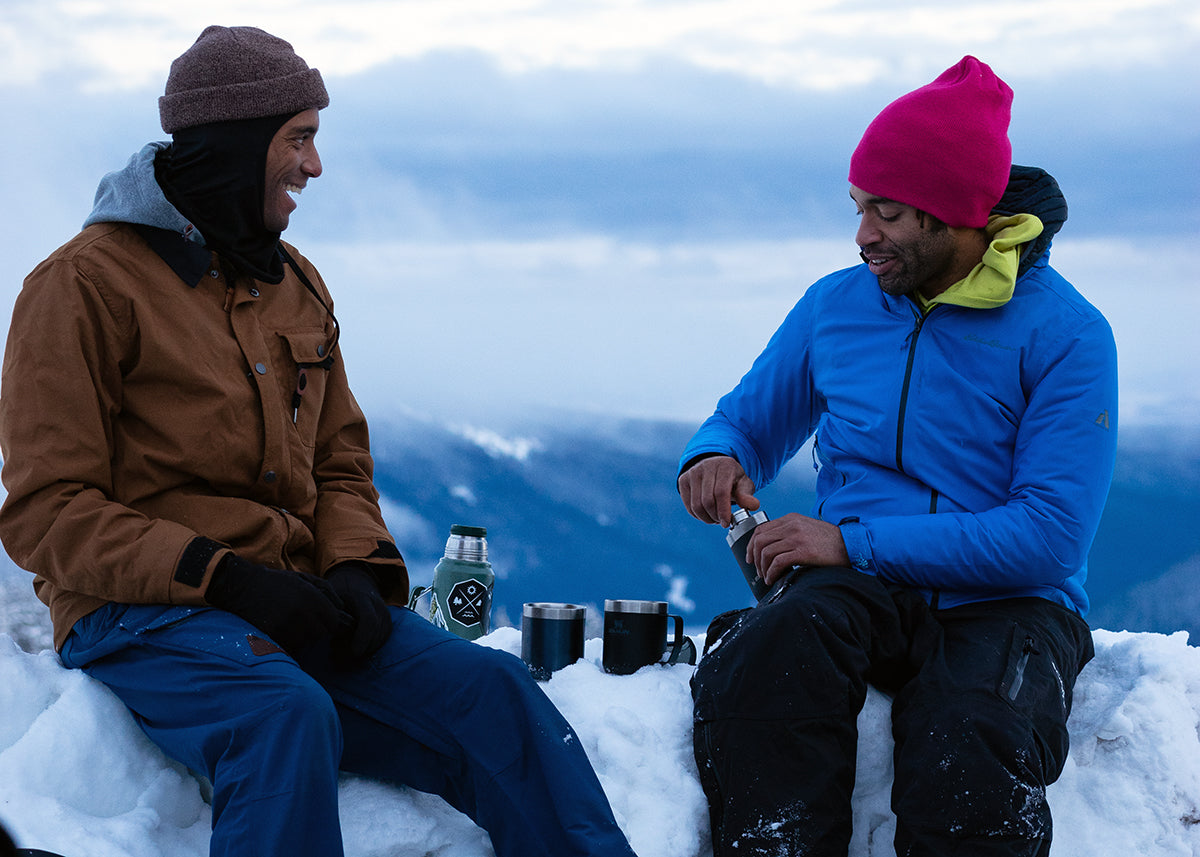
[916,213,1044,313]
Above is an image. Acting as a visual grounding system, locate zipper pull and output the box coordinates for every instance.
[1007,636,1038,701]
[292,367,308,423]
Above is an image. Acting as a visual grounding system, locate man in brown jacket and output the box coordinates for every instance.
[0,26,638,857]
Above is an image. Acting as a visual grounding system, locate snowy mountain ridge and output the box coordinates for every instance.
[2,411,1198,648]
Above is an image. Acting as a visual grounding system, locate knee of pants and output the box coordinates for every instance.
[416,643,564,779]
[469,646,557,727]
[893,692,1054,840]
[692,585,875,722]
[161,664,344,794]
[276,670,341,730]
[421,641,547,725]
[220,666,342,756]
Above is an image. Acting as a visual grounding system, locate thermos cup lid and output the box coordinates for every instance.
[524,602,586,619]
[725,507,768,545]
[444,524,489,561]
[604,599,667,614]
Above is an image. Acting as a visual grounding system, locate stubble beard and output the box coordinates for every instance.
[862,230,959,299]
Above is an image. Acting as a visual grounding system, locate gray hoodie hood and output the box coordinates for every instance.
[83,142,206,246]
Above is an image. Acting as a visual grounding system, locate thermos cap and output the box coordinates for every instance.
[725,507,769,546]
[445,524,488,561]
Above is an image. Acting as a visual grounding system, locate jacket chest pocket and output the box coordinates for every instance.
[278,328,334,447]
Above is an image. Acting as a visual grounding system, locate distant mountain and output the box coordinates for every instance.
[1081,424,1200,640]
[368,411,1200,640]
[2,413,1196,649]
[367,409,815,635]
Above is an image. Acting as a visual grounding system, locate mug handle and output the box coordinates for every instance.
[664,614,698,666]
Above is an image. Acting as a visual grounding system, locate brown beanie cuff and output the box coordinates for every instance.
[160,67,328,133]
[158,26,330,134]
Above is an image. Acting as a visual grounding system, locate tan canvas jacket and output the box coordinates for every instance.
[0,222,407,650]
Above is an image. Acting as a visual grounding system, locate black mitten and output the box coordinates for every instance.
[205,554,351,654]
[325,562,393,662]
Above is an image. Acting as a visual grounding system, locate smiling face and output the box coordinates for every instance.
[850,185,987,300]
[263,108,322,233]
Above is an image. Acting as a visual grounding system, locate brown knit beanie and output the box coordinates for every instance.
[159,26,329,134]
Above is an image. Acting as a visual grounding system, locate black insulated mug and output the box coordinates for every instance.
[522,602,586,681]
[602,599,696,675]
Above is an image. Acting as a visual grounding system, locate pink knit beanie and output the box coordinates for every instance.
[159,26,329,134]
[848,56,1013,228]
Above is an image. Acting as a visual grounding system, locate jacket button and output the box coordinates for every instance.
[249,288,260,298]
[263,471,277,484]
[255,362,267,375]
[209,269,219,279]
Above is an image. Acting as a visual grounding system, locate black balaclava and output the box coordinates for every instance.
[156,113,293,284]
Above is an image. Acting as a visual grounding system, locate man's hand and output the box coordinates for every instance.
[747,513,851,585]
[677,455,759,527]
[325,562,393,663]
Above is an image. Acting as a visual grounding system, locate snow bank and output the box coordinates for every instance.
[1,628,1199,857]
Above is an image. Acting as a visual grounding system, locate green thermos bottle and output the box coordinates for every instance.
[409,524,495,640]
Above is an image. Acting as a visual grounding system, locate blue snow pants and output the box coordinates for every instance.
[59,603,637,857]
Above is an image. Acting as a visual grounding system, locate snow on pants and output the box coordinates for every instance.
[59,603,637,857]
[690,566,1094,857]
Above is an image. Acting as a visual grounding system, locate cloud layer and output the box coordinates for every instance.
[1,1,1196,422]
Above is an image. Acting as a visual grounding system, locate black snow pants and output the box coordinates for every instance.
[691,566,1094,857]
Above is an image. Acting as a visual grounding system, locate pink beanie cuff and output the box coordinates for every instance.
[849,56,1013,228]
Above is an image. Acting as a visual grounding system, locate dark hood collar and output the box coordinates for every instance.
[992,164,1068,277]
[155,114,292,284]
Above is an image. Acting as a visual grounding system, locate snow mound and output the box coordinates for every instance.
[1,628,1198,857]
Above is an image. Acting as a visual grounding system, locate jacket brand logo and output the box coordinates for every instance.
[964,333,1017,352]
[1095,410,1111,429]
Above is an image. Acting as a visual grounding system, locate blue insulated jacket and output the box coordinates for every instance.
[680,252,1118,615]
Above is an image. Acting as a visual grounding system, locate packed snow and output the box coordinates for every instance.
[2,624,1199,857]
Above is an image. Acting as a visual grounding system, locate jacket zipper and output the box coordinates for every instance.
[895,305,933,474]
[900,303,943,610]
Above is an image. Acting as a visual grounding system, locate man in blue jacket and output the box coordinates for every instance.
[678,57,1117,857]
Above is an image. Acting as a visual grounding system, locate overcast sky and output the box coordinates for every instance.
[2,0,1197,427]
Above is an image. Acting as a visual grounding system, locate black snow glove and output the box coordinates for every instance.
[205,554,352,655]
[325,562,394,663]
